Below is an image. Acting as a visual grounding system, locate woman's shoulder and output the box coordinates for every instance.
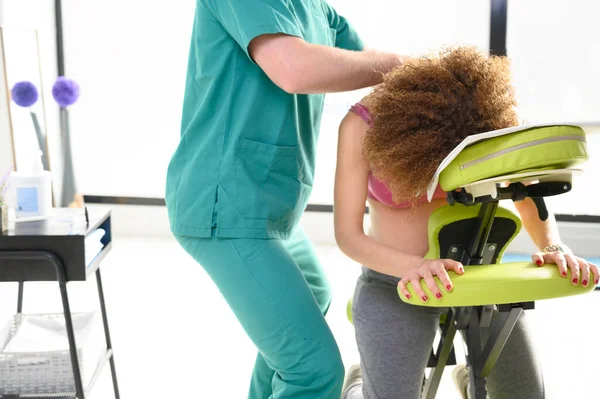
[349,93,377,127]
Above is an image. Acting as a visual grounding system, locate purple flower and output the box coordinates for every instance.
[52,77,80,107]
[11,81,39,107]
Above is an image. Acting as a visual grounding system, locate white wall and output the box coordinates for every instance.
[59,0,489,200]
[54,0,599,215]
[507,0,600,216]
[0,0,62,196]
[313,0,491,204]
[0,1,13,176]
[60,0,196,199]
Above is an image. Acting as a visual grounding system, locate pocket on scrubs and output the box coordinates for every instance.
[234,137,311,223]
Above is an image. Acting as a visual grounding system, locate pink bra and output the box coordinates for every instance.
[349,104,447,209]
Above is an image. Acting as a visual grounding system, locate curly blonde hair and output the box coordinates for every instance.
[363,46,519,205]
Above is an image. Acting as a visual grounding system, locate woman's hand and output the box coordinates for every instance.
[532,248,599,287]
[398,259,465,302]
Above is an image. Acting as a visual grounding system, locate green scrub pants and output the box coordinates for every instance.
[175,227,344,399]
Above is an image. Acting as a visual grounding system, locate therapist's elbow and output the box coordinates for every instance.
[249,34,313,94]
[261,58,310,94]
[264,68,301,94]
[276,73,308,94]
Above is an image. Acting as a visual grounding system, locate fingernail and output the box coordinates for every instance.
[583,280,588,286]
[561,271,567,277]
[572,278,578,284]
[446,284,452,291]
[595,279,599,285]
[460,267,464,273]
[436,292,442,299]
[405,294,411,300]
[536,259,543,266]
[422,295,428,302]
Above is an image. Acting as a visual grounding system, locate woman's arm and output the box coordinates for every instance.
[333,110,424,278]
[334,109,463,302]
[514,198,564,251]
[514,197,597,286]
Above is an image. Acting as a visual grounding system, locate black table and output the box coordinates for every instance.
[0,208,119,399]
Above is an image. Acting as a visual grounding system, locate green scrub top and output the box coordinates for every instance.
[166,0,364,239]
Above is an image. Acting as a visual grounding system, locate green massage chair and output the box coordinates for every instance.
[347,122,599,399]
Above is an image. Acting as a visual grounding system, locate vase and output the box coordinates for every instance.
[1,204,7,233]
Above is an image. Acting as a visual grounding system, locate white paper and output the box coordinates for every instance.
[426,121,600,201]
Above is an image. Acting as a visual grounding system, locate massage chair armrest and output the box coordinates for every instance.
[399,261,595,308]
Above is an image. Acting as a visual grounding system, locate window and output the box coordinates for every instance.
[63,0,196,198]
[311,0,491,204]
[62,0,490,201]
[507,0,600,216]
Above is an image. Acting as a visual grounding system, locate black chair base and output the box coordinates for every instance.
[421,302,533,399]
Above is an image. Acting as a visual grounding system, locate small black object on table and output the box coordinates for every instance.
[0,208,119,399]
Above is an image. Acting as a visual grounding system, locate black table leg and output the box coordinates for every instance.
[1,249,120,398]
[96,268,121,399]
[1,251,86,398]
[17,281,24,313]
[53,257,86,399]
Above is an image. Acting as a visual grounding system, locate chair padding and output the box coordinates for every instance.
[425,204,521,262]
[399,261,596,307]
[347,298,353,324]
[439,126,588,192]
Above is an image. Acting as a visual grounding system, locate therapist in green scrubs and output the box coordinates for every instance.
[166,1,407,398]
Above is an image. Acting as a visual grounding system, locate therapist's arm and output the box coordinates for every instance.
[249,34,405,94]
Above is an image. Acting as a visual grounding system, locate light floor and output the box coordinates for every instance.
[0,237,599,399]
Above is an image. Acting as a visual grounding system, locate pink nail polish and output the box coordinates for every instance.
[561,271,567,277]
[572,278,578,284]
[405,294,411,300]
[596,279,599,285]
[446,285,452,291]
[422,295,428,302]
[536,259,543,266]
[583,280,588,286]
[436,292,442,299]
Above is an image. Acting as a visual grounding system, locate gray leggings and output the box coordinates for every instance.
[346,267,545,399]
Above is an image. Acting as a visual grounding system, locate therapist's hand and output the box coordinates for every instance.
[532,248,599,287]
[398,258,464,303]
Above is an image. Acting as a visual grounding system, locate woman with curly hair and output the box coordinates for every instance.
[334,46,597,398]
